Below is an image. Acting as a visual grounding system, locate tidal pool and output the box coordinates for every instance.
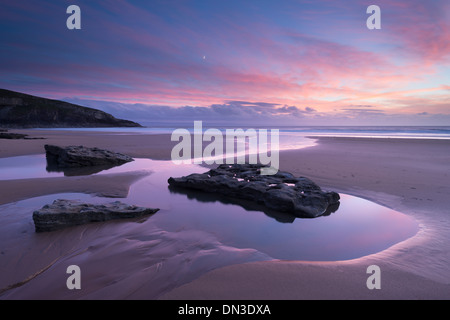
[0,155,419,261]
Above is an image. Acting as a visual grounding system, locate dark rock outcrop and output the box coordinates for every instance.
[0,132,28,139]
[45,144,134,169]
[0,88,142,128]
[0,129,44,140]
[33,199,159,232]
[168,164,340,218]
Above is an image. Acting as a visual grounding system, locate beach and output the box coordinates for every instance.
[1,129,450,299]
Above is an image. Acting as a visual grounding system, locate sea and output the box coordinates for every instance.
[34,125,450,152]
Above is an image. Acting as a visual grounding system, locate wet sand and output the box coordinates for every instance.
[0,129,174,160]
[0,171,151,205]
[1,130,450,299]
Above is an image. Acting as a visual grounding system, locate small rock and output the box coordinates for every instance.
[44,144,134,168]
[33,199,159,232]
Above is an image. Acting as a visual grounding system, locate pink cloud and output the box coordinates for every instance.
[1,0,449,124]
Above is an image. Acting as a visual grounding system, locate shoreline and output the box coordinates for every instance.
[1,130,450,299]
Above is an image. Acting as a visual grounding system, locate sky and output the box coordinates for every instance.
[1,0,449,126]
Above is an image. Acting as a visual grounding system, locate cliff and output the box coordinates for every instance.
[0,89,142,128]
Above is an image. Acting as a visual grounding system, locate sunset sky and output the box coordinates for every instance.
[1,0,449,125]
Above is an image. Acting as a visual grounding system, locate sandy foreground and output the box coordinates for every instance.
[1,129,450,299]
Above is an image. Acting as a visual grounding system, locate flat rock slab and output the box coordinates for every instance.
[168,164,340,218]
[33,199,159,232]
[45,144,134,168]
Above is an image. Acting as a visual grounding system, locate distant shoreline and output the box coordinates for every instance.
[21,125,450,140]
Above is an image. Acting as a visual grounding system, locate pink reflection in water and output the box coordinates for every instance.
[110,159,419,261]
[0,156,419,261]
